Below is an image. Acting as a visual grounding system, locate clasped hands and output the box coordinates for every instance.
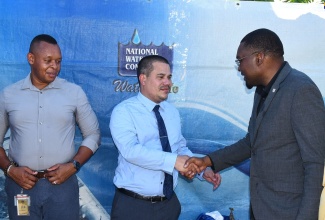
[8,162,77,190]
[176,155,221,190]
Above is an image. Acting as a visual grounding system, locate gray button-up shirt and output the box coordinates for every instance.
[0,74,100,170]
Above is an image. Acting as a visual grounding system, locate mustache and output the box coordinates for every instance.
[160,86,170,90]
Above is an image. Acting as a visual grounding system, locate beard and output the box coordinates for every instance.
[245,82,253,89]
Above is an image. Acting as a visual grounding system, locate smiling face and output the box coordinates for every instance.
[236,43,262,89]
[27,41,62,90]
[139,61,172,103]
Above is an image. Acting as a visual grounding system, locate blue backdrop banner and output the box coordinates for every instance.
[0,1,324,219]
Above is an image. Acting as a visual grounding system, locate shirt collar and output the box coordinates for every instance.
[21,73,62,90]
[137,92,167,112]
[257,61,286,98]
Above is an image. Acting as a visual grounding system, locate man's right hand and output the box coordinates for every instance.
[175,155,201,179]
[175,155,190,172]
[184,156,212,173]
[8,166,38,190]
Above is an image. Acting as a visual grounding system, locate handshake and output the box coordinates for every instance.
[176,155,221,190]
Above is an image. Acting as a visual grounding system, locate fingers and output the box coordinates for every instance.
[213,173,222,190]
[174,155,190,172]
[25,168,38,176]
[184,163,200,179]
[9,167,38,190]
[210,173,221,190]
[8,164,74,189]
[184,157,208,172]
[183,157,194,168]
[46,163,75,185]
[175,155,199,179]
[178,156,207,179]
[176,156,214,181]
[46,164,60,172]
[203,170,222,190]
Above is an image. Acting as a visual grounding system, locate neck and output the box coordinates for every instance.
[262,60,284,86]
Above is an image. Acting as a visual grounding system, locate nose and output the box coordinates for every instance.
[51,60,60,69]
[163,77,172,85]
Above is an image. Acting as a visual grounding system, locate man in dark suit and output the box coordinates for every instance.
[185,28,325,219]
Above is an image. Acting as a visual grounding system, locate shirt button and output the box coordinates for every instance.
[39,139,42,142]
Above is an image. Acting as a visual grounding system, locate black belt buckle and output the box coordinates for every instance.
[35,170,47,179]
[150,196,164,203]
[150,197,157,203]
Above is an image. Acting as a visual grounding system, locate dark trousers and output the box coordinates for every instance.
[111,188,181,220]
[5,175,79,220]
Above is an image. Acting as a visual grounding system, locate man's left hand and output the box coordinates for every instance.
[45,162,76,185]
[203,168,221,190]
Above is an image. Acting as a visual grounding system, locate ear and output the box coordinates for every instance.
[139,74,146,86]
[27,53,34,65]
[256,52,265,66]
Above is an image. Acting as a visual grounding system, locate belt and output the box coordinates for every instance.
[118,188,168,203]
[34,170,48,179]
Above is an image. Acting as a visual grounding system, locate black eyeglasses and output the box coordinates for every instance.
[235,51,260,67]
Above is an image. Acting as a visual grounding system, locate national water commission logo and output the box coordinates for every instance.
[114,30,178,93]
[118,29,174,77]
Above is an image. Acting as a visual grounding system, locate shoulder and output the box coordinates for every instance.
[56,77,82,90]
[282,66,318,92]
[162,101,178,111]
[1,78,25,95]
[112,96,138,112]
[161,101,180,116]
[110,96,141,125]
[281,68,324,106]
[55,77,86,97]
[289,69,313,84]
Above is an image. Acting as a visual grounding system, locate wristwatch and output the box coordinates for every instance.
[71,160,81,172]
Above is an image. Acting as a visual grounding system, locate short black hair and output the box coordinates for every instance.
[137,55,170,81]
[29,34,58,53]
[241,28,284,57]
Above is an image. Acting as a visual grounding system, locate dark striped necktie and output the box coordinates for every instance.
[153,105,173,199]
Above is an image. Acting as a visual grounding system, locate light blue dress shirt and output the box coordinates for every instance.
[0,73,100,170]
[110,92,193,197]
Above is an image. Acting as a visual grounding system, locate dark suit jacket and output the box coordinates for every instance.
[209,62,325,219]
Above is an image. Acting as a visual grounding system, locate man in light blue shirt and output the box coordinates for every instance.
[0,34,100,220]
[110,55,220,220]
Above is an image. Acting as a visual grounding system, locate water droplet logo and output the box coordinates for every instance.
[118,29,174,77]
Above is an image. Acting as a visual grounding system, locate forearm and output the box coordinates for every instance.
[0,147,11,171]
[73,146,94,165]
[209,136,251,172]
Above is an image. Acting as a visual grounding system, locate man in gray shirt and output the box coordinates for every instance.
[0,34,101,220]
